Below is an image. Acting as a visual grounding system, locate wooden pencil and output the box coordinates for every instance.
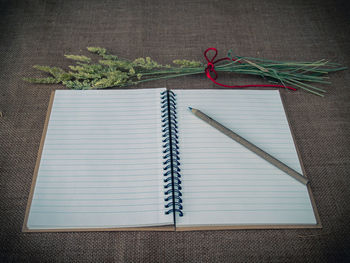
[189,107,309,185]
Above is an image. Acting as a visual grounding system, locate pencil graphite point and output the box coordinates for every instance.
[188,107,193,111]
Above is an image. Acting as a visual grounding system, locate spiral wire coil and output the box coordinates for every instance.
[161,90,183,217]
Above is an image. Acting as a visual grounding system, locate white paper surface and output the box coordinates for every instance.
[174,90,317,226]
[27,88,173,229]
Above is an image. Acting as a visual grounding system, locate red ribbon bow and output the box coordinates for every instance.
[204,47,296,91]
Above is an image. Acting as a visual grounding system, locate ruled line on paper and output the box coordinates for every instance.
[44,142,162,146]
[50,112,160,117]
[33,197,159,202]
[184,209,313,213]
[41,157,160,160]
[49,117,162,121]
[30,210,164,214]
[32,203,164,207]
[33,192,159,195]
[52,107,159,112]
[37,179,160,183]
[35,185,161,189]
[46,132,161,135]
[43,139,159,143]
[42,152,161,156]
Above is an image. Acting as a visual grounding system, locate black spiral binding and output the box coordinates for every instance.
[161,90,183,217]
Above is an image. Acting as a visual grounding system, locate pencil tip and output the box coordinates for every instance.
[188,107,193,111]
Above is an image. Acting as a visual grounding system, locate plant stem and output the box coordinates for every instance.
[136,70,203,84]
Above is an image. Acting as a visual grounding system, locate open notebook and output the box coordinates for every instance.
[23,88,320,232]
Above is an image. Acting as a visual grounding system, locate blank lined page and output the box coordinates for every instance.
[174,90,317,227]
[26,88,173,229]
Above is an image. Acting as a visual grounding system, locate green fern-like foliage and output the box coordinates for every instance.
[64,54,91,63]
[24,47,202,90]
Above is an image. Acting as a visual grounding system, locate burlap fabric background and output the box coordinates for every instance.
[1,0,349,262]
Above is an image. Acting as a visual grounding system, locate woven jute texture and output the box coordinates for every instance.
[1,0,349,262]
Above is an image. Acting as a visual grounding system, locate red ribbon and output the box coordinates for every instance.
[204,48,296,91]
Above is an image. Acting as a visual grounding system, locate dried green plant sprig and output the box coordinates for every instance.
[24,47,346,96]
